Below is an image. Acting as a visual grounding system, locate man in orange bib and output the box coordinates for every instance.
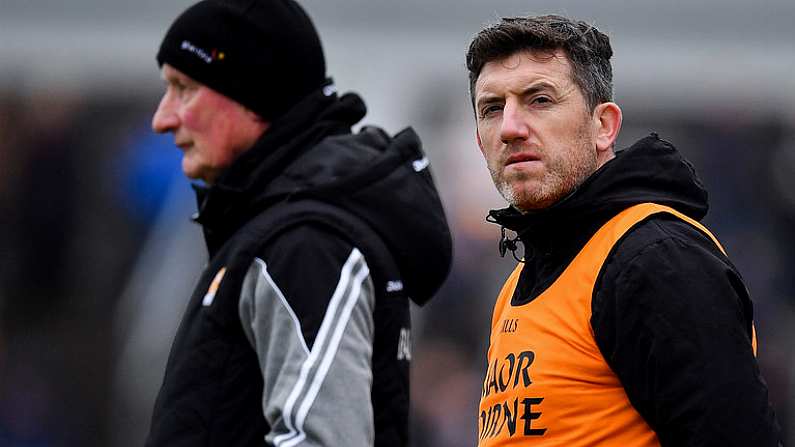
[465,15,782,446]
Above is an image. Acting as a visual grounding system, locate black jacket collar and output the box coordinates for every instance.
[192,82,367,252]
[488,134,709,259]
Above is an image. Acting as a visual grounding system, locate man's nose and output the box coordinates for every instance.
[499,103,530,144]
[152,94,179,134]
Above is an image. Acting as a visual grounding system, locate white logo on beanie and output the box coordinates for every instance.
[181,40,219,64]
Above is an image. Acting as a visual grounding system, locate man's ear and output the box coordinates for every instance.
[593,102,622,156]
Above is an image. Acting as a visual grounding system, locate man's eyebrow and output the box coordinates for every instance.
[163,74,188,86]
[519,82,556,97]
[476,81,559,109]
[475,93,502,109]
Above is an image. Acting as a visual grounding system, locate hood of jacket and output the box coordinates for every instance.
[488,133,709,256]
[193,84,452,305]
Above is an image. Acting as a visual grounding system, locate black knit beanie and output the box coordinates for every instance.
[156,0,326,120]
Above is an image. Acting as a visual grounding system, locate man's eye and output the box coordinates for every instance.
[532,96,551,105]
[173,82,193,99]
[480,104,503,117]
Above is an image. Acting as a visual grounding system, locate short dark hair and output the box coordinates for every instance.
[466,15,614,112]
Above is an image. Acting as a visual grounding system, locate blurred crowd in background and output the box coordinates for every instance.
[1,0,794,446]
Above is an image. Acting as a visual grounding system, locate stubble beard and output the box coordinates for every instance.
[491,125,597,212]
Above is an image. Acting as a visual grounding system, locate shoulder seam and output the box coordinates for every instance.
[615,216,719,266]
[253,258,311,356]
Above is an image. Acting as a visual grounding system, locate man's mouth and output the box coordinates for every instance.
[505,152,541,166]
[176,141,193,151]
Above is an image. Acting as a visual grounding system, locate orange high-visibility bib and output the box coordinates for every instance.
[478,203,750,446]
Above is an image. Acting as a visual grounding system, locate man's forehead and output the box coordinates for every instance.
[475,49,572,95]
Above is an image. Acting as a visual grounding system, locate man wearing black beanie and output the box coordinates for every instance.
[146,1,453,445]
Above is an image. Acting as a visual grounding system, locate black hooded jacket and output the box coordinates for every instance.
[488,134,782,446]
[146,85,452,446]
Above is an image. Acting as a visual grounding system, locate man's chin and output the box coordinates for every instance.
[502,188,558,212]
[499,181,542,210]
[181,161,198,180]
[181,161,208,184]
